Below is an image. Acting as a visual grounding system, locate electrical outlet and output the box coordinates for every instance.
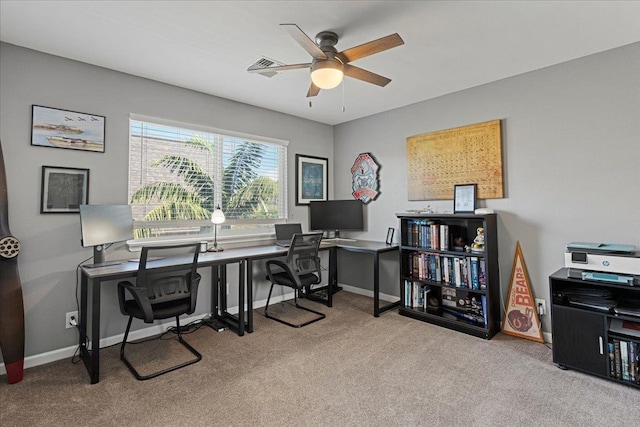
[66,311,78,329]
[535,299,546,316]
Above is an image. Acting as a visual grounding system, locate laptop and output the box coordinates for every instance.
[275,223,302,247]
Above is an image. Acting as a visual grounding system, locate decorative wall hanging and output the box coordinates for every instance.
[31,105,105,153]
[295,154,328,205]
[0,140,25,384]
[406,120,503,201]
[351,152,379,204]
[501,242,544,342]
[41,166,89,213]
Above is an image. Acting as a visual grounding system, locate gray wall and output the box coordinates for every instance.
[334,42,640,334]
[0,42,333,360]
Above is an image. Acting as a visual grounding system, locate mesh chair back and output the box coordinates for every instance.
[137,243,200,305]
[286,232,323,277]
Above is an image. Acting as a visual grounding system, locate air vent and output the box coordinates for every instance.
[248,57,284,78]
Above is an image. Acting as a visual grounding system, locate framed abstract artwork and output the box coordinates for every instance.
[41,166,89,213]
[295,154,328,205]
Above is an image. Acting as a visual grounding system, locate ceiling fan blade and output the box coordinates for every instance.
[247,63,311,73]
[343,64,391,87]
[306,82,321,98]
[280,24,328,60]
[338,33,404,63]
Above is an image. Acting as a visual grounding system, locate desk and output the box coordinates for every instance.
[331,240,401,317]
[244,240,400,332]
[78,240,397,383]
[79,250,250,384]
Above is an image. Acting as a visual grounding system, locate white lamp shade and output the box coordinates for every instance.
[310,61,344,89]
[211,208,225,225]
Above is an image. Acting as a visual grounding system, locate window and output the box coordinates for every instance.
[129,115,288,239]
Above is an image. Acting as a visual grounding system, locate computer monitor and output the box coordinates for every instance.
[79,204,134,267]
[309,199,364,238]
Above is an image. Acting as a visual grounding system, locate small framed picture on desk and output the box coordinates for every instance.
[453,183,477,213]
[386,227,395,245]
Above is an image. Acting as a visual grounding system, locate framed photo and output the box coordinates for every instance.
[453,183,477,213]
[386,227,395,245]
[31,105,105,153]
[41,166,89,213]
[295,154,328,205]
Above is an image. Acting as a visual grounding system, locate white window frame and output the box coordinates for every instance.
[128,114,288,247]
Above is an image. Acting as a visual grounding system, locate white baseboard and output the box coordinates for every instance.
[338,284,400,303]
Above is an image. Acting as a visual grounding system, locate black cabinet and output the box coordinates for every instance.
[396,213,499,339]
[550,268,640,388]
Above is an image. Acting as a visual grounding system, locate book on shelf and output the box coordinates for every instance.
[454,258,462,287]
[439,224,449,251]
[621,341,630,381]
[614,340,622,379]
[442,256,450,284]
[630,342,637,383]
[470,257,479,290]
[608,342,616,378]
[481,295,488,327]
[479,260,487,290]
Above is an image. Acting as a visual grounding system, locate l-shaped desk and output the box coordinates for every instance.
[78,239,399,383]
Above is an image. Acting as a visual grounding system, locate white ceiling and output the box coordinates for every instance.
[1,1,639,126]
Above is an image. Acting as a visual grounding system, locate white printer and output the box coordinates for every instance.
[564,242,639,286]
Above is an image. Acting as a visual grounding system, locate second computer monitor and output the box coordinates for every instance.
[309,200,363,237]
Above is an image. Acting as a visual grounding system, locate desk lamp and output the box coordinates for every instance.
[209,205,225,252]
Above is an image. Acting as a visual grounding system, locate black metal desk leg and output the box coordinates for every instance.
[219,265,227,316]
[374,253,381,317]
[211,265,220,316]
[328,247,336,307]
[246,259,253,333]
[238,260,245,336]
[79,275,101,384]
[79,273,88,353]
[90,279,101,383]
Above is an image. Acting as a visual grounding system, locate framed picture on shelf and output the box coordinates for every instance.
[31,105,105,153]
[295,154,328,205]
[386,227,395,245]
[453,183,477,213]
[41,166,89,213]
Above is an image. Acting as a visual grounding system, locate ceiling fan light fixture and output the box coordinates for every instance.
[310,60,344,89]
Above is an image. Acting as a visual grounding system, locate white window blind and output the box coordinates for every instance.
[129,116,287,239]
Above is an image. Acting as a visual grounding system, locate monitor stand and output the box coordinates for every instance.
[325,230,355,242]
[83,245,121,269]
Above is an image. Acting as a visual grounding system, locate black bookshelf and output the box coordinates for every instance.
[550,268,640,388]
[396,213,500,339]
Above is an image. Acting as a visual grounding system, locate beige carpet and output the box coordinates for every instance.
[1,292,637,426]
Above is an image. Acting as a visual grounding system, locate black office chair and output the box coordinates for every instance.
[117,243,202,380]
[264,232,326,328]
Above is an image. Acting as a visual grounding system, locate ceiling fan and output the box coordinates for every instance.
[248,24,404,97]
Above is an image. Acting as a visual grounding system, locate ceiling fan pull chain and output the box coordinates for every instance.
[342,80,346,112]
